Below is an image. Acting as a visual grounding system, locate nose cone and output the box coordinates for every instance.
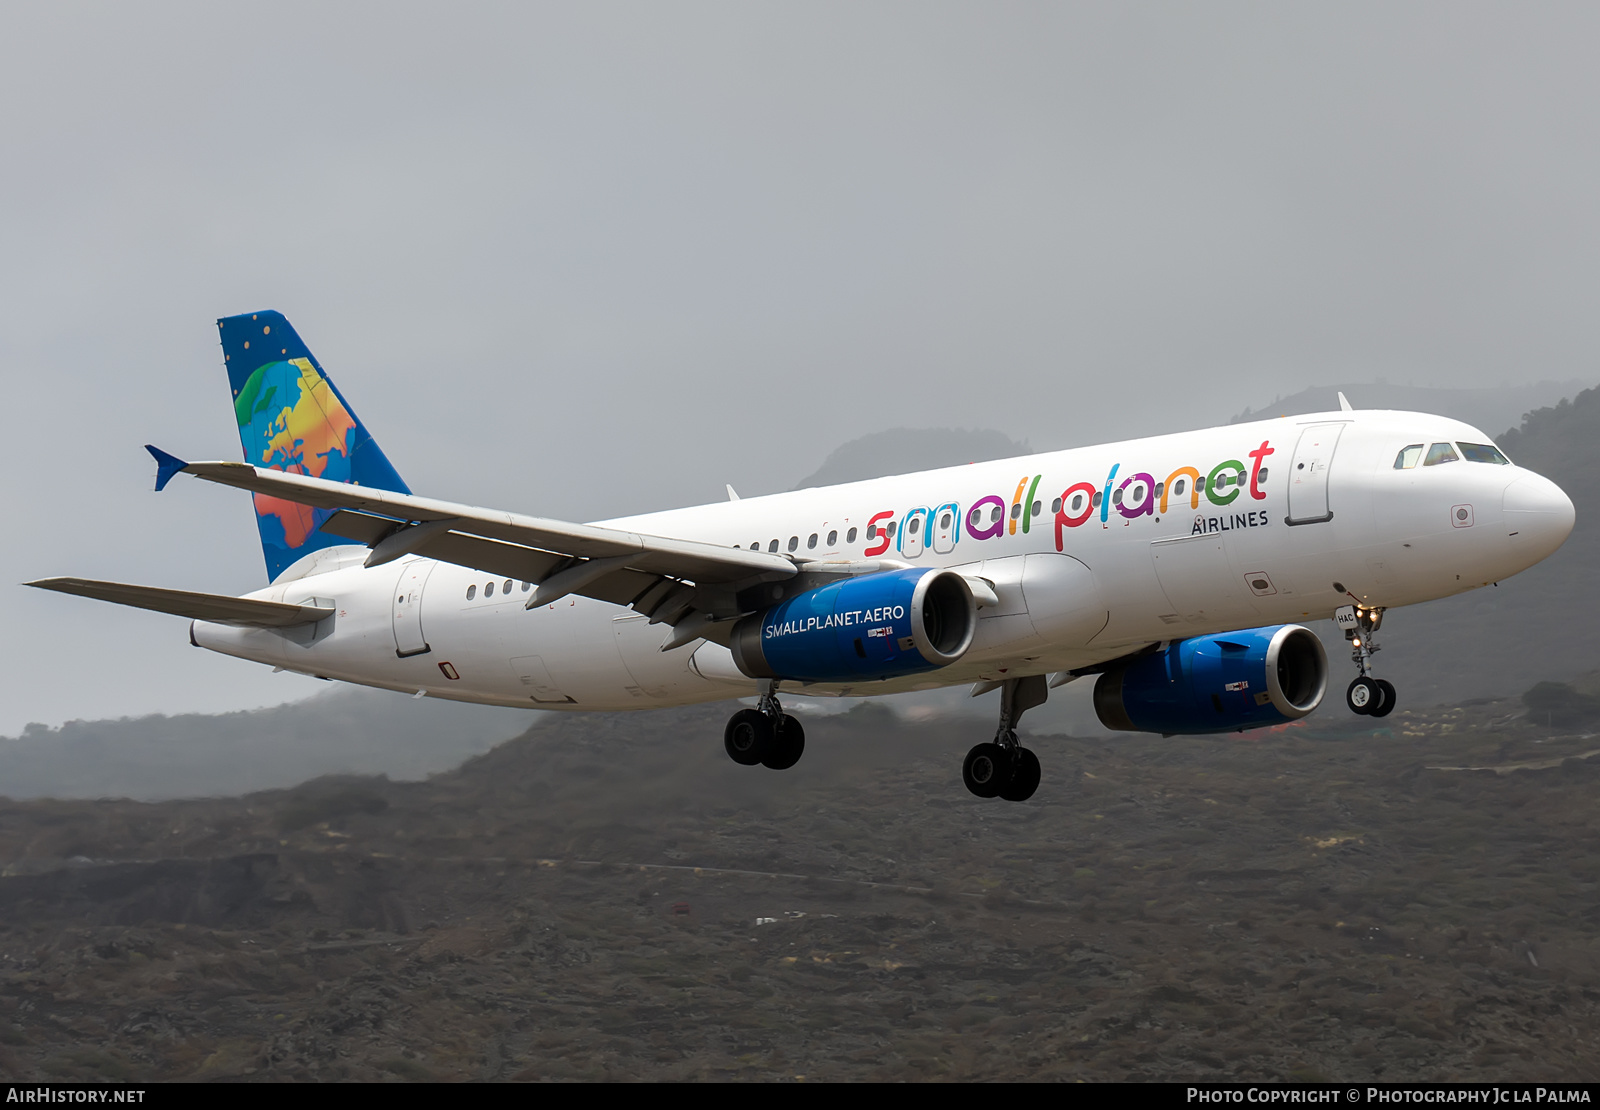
[1503,471,1576,560]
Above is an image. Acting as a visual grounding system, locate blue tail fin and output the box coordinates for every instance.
[218,311,409,581]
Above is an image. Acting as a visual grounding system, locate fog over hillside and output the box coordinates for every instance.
[0,688,532,802]
[792,427,1030,490]
[790,382,1579,496]
[1231,380,1585,437]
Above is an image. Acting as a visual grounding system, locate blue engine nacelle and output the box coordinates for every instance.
[729,567,976,682]
[1093,624,1328,735]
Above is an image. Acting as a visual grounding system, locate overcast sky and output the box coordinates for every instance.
[5,3,1599,734]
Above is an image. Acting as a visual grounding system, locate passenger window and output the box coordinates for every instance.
[466,584,476,600]
[520,581,530,591]
[969,507,982,526]
[908,517,920,535]
[1112,488,1124,505]
[866,525,877,539]
[1423,442,1459,466]
[990,506,1002,524]
[846,527,857,543]
[940,512,952,530]
[827,529,838,546]
[1031,501,1041,516]
[1092,490,1102,507]
[503,579,513,594]
[1458,442,1511,465]
[1010,503,1021,519]
[485,581,495,597]
[1394,444,1424,469]
[807,533,818,549]
[750,542,759,550]
[1051,497,1062,514]
[787,536,798,552]
[768,539,779,553]
[886,522,897,538]
[1256,469,1268,484]
[1173,478,1186,496]
[1070,492,1086,512]
[1153,483,1164,499]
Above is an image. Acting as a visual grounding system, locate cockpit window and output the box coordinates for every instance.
[1457,442,1511,465]
[1423,442,1459,466]
[1394,444,1424,469]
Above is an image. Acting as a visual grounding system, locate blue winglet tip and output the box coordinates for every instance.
[145,445,188,492]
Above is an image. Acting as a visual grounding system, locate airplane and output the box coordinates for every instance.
[29,312,1576,802]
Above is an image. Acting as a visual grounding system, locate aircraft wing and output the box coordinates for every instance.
[27,577,333,627]
[148,448,797,630]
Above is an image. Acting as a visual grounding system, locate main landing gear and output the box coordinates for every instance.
[1338,602,1396,718]
[964,674,1048,802]
[723,681,806,770]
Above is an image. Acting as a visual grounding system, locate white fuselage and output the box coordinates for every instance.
[192,410,1575,712]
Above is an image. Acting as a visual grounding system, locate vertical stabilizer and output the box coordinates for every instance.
[218,311,410,581]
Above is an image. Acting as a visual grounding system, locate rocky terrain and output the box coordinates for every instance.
[0,691,1597,1082]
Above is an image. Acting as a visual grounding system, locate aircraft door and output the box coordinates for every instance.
[1286,423,1347,525]
[899,508,929,558]
[392,560,436,657]
[931,503,959,554]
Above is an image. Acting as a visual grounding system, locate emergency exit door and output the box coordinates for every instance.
[392,561,436,657]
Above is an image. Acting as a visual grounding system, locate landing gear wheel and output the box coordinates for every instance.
[724,708,773,766]
[998,747,1041,802]
[1346,676,1379,715]
[963,743,1009,799]
[762,714,806,770]
[1370,679,1396,718]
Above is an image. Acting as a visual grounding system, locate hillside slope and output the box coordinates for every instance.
[0,697,1594,1081]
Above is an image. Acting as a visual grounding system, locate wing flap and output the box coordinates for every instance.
[27,578,333,628]
[318,509,678,613]
[318,509,399,546]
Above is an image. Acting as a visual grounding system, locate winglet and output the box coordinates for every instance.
[1338,391,1354,412]
[144,445,189,492]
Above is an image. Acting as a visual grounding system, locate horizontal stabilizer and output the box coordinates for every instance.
[26,578,333,628]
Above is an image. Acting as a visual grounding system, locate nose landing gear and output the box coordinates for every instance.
[963,674,1047,801]
[723,681,806,769]
[1337,603,1395,718]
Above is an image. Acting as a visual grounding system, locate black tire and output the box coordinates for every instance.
[724,708,773,766]
[1370,679,1396,718]
[998,748,1041,802]
[1346,676,1379,715]
[962,743,1009,799]
[762,714,806,770]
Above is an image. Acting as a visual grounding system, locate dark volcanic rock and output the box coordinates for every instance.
[0,696,1597,1081]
